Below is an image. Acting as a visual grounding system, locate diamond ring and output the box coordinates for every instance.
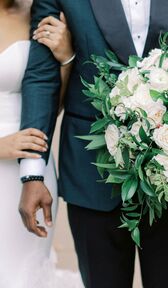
[45,31,50,38]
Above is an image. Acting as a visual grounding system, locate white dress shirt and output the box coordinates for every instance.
[121,0,151,56]
[20,0,151,178]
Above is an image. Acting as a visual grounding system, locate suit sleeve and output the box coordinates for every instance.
[20,0,61,164]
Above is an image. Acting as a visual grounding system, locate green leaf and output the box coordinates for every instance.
[135,153,145,180]
[139,126,150,144]
[81,77,91,89]
[91,100,102,111]
[86,136,106,150]
[119,222,129,228]
[163,112,168,124]
[106,174,123,184]
[105,50,119,62]
[140,179,155,197]
[122,174,138,202]
[96,150,110,178]
[122,147,130,169]
[149,207,155,226]
[131,227,140,247]
[90,118,109,134]
[126,212,141,218]
[129,55,141,68]
[92,163,116,169]
[150,89,163,101]
[121,204,139,212]
[110,95,121,106]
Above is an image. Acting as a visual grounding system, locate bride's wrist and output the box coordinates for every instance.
[60,53,76,66]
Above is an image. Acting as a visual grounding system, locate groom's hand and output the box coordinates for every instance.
[19,181,53,237]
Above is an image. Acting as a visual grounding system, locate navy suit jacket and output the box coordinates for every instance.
[21,0,168,211]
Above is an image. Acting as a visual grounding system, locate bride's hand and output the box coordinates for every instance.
[0,128,48,160]
[33,12,74,64]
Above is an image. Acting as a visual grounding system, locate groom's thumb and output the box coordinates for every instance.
[60,12,67,25]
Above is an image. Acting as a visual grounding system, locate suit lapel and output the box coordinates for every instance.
[143,0,168,56]
[90,0,137,64]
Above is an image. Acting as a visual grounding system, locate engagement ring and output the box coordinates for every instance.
[45,31,50,38]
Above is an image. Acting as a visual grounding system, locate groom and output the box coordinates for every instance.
[19,1,168,287]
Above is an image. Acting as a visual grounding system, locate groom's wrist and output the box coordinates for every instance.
[21,175,44,184]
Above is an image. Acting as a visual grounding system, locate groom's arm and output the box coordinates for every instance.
[20,0,61,171]
[19,0,61,237]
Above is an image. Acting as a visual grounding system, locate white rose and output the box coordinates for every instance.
[122,83,151,110]
[147,99,166,127]
[105,124,119,156]
[118,67,142,93]
[120,126,127,136]
[153,124,168,153]
[154,154,168,180]
[114,104,126,121]
[109,86,120,99]
[162,57,168,71]
[149,67,168,92]
[130,121,149,142]
[138,48,162,71]
[130,121,142,136]
[154,154,168,171]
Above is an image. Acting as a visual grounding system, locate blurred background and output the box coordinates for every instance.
[52,112,142,288]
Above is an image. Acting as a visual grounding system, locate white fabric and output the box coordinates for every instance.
[0,41,83,288]
[20,158,46,178]
[121,0,151,56]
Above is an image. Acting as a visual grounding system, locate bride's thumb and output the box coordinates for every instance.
[60,12,67,25]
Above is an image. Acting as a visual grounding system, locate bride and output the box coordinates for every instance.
[0,0,83,287]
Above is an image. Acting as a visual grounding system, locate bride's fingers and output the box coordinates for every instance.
[38,16,64,28]
[34,24,56,35]
[21,128,47,140]
[60,12,67,25]
[36,38,55,50]
[22,136,48,148]
[20,143,47,152]
[16,151,42,159]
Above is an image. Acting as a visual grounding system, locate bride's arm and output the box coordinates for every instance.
[33,13,74,112]
[0,129,48,160]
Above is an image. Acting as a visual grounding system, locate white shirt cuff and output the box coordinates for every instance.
[20,158,46,178]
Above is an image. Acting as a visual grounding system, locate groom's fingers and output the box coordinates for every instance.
[26,213,47,237]
[42,202,53,228]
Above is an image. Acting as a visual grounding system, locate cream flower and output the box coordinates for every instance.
[105,124,119,156]
[130,121,143,137]
[147,99,166,127]
[114,104,126,121]
[149,67,168,92]
[122,83,151,110]
[154,154,168,180]
[153,124,168,153]
[138,48,162,71]
[109,86,120,99]
[118,67,142,93]
[154,154,168,171]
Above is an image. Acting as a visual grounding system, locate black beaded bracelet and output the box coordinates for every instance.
[21,175,44,184]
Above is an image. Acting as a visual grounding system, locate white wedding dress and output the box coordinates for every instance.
[0,40,83,288]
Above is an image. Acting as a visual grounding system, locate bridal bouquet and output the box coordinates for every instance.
[80,34,168,246]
